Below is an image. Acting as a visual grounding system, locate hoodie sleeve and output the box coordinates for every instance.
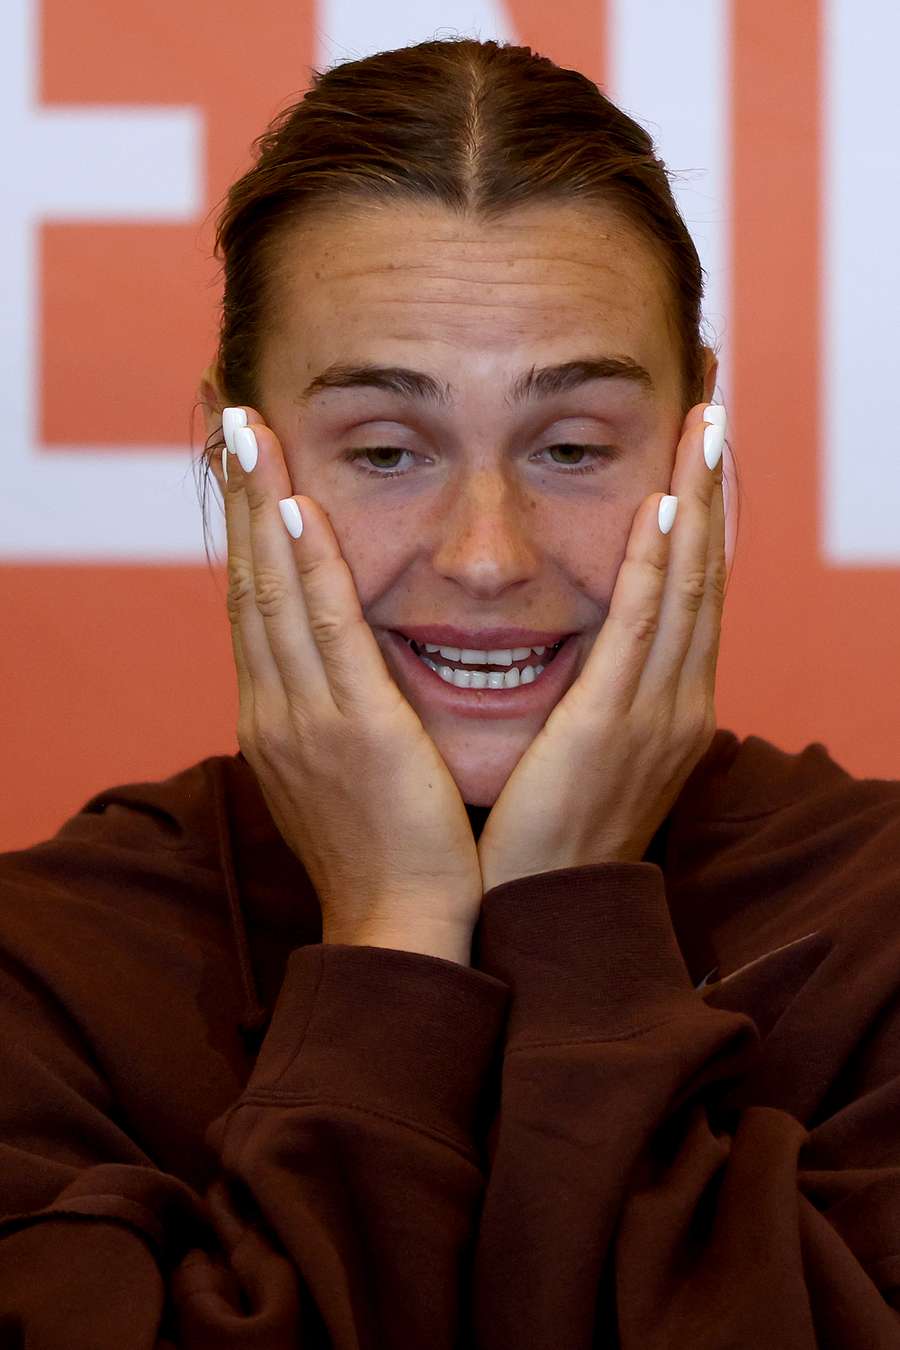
[470,862,900,1350]
[0,938,509,1348]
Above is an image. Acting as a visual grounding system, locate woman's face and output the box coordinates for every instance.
[221,200,716,806]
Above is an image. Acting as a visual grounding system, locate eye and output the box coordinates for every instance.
[343,445,618,478]
[346,448,412,476]
[543,444,618,474]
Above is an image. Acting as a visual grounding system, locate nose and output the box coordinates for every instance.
[428,469,542,595]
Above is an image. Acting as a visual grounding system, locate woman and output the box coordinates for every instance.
[2,35,899,1349]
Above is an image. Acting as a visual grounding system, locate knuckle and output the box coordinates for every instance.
[623,553,666,585]
[643,552,669,581]
[628,611,659,645]
[677,568,708,611]
[226,556,256,621]
[708,556,728,602]
[307,608,345,646]
[295,554,336,596]
[252,567,291,618]
[293,560,346,645]
[245,489,269,521]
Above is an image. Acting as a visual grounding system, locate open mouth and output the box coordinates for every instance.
[401,634,568,689]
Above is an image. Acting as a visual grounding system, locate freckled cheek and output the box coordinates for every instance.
[559,544,622,609]
[331,513,417,605]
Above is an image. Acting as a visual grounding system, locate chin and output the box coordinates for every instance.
[425,722,536,808]
[457,776,500,809]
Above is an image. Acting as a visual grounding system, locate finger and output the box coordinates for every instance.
[287,489,407,718]
[230,415,401,720]
[636,402,722,704]
[225,411,335,715]
[677,450,727,708]
[578,486,675,720]
[221,405,286,720]
[215,430,256,728]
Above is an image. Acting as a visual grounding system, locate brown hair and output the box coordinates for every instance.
[196,36,734,565]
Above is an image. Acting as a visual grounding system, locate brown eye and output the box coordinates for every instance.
[539,445,618,475]
[546,444,592,467]
[345,448,415,477]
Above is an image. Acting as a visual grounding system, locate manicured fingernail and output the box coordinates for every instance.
[703,403,727,429]
[221,444,228,484]
[222,406,247,455]
[235,425,258,474]
[704,422,725,471]
[279,498,304,539]
[658,495,678,535]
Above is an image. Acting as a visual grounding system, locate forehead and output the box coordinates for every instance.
[261,200,680,398]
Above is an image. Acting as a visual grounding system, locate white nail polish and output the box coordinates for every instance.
[658,495,678,535]
[704,422,725,471]
[279,498,304,539]
[235,425,258,474]
[222,406,247,456]
[703,403,727,429]
[221,444,228,485]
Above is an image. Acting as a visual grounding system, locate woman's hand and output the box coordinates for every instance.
[218,407,482,965]
[476,402,727,893]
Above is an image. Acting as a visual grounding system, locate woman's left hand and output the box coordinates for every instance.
[477,401,728,894]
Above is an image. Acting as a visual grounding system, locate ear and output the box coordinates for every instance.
[197,362,228,493]
[701,345,720,404]
[198,361,227,439]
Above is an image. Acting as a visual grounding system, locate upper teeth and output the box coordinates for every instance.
[421,643,550,666]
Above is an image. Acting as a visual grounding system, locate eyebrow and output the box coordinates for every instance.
[295,355,654,408]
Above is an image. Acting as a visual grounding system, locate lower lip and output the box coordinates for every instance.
[387,630,581,721]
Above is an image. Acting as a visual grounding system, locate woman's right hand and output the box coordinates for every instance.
[216,406,483,965]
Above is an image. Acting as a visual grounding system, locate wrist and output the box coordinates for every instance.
[322,923,472,967]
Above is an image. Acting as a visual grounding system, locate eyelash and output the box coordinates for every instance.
[344,445,616,479]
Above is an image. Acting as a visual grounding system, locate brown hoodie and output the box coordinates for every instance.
[1,728,899,1347]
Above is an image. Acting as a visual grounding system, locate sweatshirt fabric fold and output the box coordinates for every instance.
[2,727,900,1346]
